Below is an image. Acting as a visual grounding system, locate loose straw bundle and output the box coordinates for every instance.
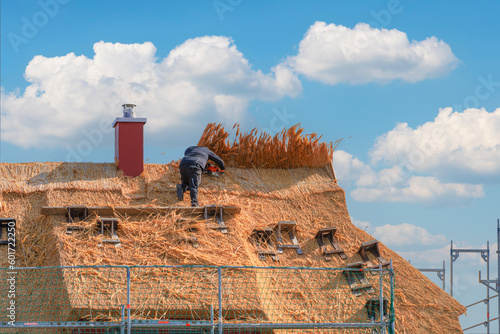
[198,123,342,168]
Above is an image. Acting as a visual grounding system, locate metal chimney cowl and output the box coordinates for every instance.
[112,104,147,177]
[122,103,136,118]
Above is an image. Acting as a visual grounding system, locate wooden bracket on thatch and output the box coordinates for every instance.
[365,297,389,322]
[97,218,121,247]
[66,205,88,224]
[343,262,374,296]
[65,225,86,235]
[274,221,302,255]
[42,205,241,218]
[65,206,89,234]
[315,227,347,261]
[251,228,279,261]
[0,218,15,246]
[203,205,227,233]
[358,240,390,269]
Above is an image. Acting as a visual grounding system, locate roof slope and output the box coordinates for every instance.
[0,125,465,333]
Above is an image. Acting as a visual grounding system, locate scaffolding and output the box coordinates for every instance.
[0,264,395,334]
[452,219,500,333]
[416,261,445,290]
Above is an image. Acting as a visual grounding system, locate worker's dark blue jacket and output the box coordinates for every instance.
[180,146,225,170]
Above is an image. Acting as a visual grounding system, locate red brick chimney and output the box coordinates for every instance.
[112,104,147,177]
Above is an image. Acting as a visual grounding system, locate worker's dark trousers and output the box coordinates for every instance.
[179,164,202,204]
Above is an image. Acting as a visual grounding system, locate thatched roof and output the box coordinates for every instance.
[0,124,465,333]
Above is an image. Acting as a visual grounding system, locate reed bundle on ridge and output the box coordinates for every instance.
[197,123,342,169]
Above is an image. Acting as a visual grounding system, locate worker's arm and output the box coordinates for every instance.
[207,150,225,170]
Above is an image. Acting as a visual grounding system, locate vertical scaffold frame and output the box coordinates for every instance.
[452,218,500,333]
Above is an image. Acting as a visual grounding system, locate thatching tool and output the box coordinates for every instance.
[314,227,347,261]
[204,163,225,177]
[251,228,279,261]
[343,262,374,296]
[358,240,390,269]
[97,217,121,247]
[274,221,302,255]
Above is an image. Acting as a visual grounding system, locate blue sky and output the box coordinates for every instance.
[1,0,500,331]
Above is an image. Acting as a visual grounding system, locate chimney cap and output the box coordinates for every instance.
[113,103,146,126]
[122,103,137,118]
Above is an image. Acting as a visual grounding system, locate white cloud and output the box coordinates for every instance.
[397,244,450,265]
[1,38,302,149]
[352,218,371,232]
[351,218,449,266]
[352,175,484,205]
[1,25,461,152]
[352,218,446,248]
[336,150,484,206]
[372,223,446,247]
[286,22,458,85]
[332,150,375,188]
[333,107,500,206]
[370,107,500,181]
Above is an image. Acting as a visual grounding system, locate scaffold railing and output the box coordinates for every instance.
[0,264,395,333]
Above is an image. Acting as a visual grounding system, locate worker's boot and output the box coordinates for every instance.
[176,184,184,200]
[191,200,200,207]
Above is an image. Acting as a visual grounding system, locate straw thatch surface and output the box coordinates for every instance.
[0,161,465,332]
[0,124,465,333]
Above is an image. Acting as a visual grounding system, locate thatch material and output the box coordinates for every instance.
[198,123,341,168]
[0,124,465,333]
[0,161,465,333]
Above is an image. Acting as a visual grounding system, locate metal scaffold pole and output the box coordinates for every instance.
[487,241,490,333]
[127,267,131,334]
[379,262,385,334]
[497,218,499,334]
[218,267,223,334]
[390,260,395,333]
[443,260,446,291]
[451,240,454,297]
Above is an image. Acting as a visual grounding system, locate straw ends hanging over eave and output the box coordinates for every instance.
[197,123,342,169]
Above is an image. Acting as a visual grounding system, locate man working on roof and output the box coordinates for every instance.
[177,146,225,207]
